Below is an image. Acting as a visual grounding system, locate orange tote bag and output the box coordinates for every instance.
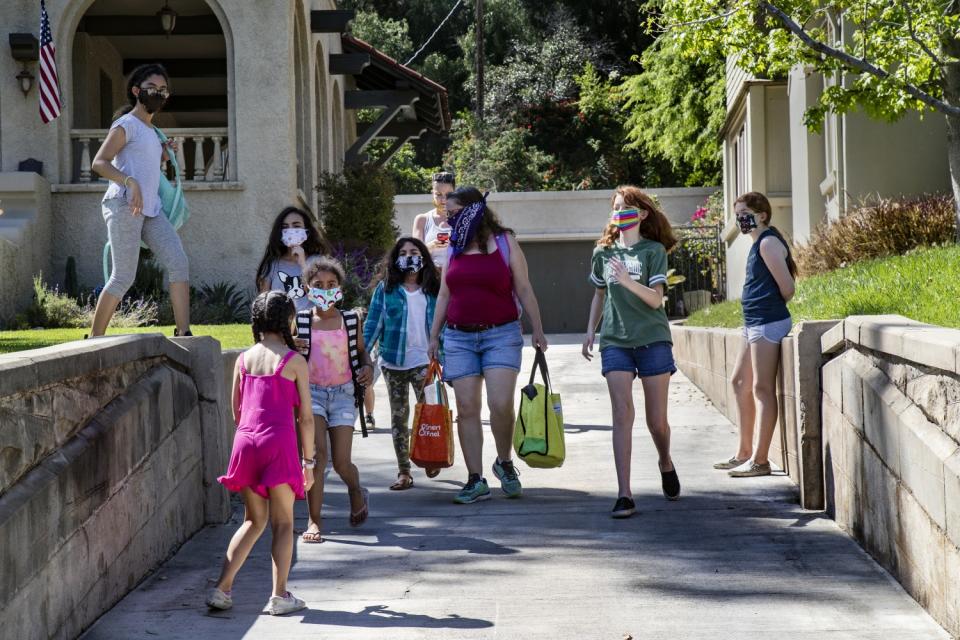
[410,360,455,469]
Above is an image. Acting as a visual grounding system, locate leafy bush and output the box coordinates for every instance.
[796,194,956,276]
[331,243,380,311]
[160,281,249,325]
[18,274,87,328]
[109,296,160,328]
[317,165,397,252]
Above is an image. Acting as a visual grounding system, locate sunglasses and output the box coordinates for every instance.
[140,86,171,99]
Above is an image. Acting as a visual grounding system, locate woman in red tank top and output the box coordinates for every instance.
[427,187,548,504]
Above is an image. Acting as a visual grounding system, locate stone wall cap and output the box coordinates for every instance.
[0,334,191,398]
[842,315,960,374]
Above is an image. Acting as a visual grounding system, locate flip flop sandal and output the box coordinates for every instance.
[301,529,324,544]
[390,474,414,490]
[425,467,441,478]
[349,488,369,527]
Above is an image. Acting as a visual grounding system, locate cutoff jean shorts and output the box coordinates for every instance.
[310,380,356,427]
[601,341,677,378]
[442,320,523,382]
[743,317,793,344]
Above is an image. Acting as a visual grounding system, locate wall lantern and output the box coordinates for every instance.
[9,33,39,97]
[157,1,177,37]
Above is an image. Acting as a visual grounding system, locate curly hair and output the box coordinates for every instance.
[250,291,296,349]
[374,236,440,296]
[446,187,514,255]
[303,255,346,287]
[598,186,678,252]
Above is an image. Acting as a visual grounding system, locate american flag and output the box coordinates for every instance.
[39,0,62,123]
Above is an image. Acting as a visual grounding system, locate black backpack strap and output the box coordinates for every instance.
[341,310,368,438]
[295,309,312,359]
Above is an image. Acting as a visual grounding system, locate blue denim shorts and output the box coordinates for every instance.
[442,320,523,382]
[600,341,677,378]
[310,381,356,427]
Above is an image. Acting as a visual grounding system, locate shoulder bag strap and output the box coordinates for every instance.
[296,310,312,359]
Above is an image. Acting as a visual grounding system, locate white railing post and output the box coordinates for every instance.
[192,136,206,181]
[79,138,92,182]
[211,136,224,181]
[175,136,187,178]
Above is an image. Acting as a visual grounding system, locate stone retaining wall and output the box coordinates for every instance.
[0,335,232,639]
[820,316,960,636]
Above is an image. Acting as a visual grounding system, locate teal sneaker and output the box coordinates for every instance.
[492,458,522,498]
[454,475,491,504]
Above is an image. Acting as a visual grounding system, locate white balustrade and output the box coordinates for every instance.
[69,128,230,184]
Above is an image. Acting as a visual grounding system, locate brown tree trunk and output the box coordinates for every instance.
[945,3,960,242]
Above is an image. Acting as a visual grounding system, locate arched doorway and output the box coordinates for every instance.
[69,0,234,183]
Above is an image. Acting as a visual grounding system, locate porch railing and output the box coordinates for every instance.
[69,128,230,184]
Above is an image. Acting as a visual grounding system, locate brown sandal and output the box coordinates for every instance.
[349,488,369,527]
[390,473,414,491]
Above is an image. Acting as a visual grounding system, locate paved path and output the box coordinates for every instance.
[82,341,948,640]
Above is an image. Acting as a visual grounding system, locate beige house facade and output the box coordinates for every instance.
[0,0,448,322]
[721,41,951,298]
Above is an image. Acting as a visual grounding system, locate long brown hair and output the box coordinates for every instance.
[597,186,677,251]
[446,187,514,254]
[735,192,798,278]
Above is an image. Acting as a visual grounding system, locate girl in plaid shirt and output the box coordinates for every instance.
[363,237,440,490]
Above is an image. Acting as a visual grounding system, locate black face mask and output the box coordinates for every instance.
[396,255,424,273]
[137,91,167,114]
[736,211,759,234]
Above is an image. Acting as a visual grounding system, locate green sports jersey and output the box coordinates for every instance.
[589,238,673,349]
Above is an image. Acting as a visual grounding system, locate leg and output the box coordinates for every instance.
[215,488,269,592]
[731,342,756,460]
[364,384,375,415]
[304,415,329,540]
[141,214,191,335]
[91,201,144,336]
[750,339,782,465]
[640,373,673,471]
[383,368,415,478]
[267,483,296,597]
[451,376,484,476]
[605,371,636,498]
[482,368,520,463]
[329,425,367,522]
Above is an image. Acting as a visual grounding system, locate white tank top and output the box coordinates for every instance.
[422,211,451,267]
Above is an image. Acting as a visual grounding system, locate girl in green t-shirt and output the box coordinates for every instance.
[582,186,682,518]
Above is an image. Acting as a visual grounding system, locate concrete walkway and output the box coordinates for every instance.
[82,342,948,640]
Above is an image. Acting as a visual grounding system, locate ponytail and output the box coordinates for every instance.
[114,63,170,119]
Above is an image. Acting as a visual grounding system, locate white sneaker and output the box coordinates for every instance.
[713,456,748,470]
[264,591,306,616]
[205,588,233,610]
[728,460,772,477]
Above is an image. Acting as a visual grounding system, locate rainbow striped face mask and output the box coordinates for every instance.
[611,208,641,231]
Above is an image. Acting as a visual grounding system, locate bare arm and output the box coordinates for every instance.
[427,265,451,360]
[507,234,547,350]
[354,325,375,385]
[609,258,665,309]
[91,126,128,184]
[412,214,427,240]
[231,355,242,424]
[289,354,315,491]
[759,237,796,302]
[581,288,606,360]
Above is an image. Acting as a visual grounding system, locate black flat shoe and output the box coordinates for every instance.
[173,328,193,337]
[661,467,681,501]
[611,496,636,519]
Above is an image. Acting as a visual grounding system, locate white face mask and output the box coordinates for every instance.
[281,228,308,248]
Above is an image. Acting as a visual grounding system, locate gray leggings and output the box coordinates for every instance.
[102,197,189,298]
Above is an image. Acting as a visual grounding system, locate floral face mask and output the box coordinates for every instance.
[736,210,759,234]
[281,228,308,247]
[307,287,343,311]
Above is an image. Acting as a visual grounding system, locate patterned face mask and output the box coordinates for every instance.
[396,255,424,273]
[610,208,641,231]
[736,210,759,234]
[281,228,308,247]
[307,287,343,311]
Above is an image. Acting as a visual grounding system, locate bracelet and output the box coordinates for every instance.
[301,457,316,470]
[122,175,133,187]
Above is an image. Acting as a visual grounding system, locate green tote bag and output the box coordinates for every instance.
[513,347,566,468]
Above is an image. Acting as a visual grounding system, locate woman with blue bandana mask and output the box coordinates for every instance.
[715,192,797,479]
[426,187,549,505]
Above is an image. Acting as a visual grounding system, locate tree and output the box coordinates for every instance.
[620,36,725,186]
[659,0,960,238]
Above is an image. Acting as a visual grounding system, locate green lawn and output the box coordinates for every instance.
[0,324,254,354]
[685,245,960,329]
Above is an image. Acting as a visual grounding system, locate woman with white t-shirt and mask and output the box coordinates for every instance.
[89,63,191,337]
[412,172,456,270]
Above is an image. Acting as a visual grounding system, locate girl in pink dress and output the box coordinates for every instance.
[206,291,316,616]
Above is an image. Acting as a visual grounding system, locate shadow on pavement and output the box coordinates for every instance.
[300,604,493,629]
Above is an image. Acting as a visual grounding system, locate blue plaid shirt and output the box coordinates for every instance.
[363,281,437,367]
